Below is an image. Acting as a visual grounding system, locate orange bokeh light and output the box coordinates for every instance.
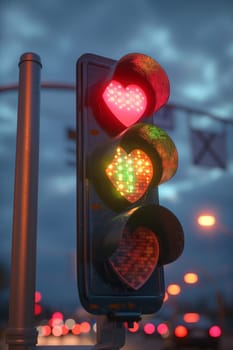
[167,284,181,295]
[184,272,198,284]
[174,325,188,338]
[197,214,216,227]
[163,291,169,302]
[72,324,81,335]
[183,313,200,323]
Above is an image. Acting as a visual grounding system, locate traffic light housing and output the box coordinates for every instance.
[76,53,184,319]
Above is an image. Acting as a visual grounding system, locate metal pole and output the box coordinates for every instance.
[93,316,126,350]
[5,53,42,350]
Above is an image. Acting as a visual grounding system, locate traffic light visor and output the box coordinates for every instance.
[92,53,170,135]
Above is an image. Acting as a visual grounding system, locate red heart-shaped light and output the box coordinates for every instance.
[105,147,153,203]
[102,80,147,127]
[108,226,159,290]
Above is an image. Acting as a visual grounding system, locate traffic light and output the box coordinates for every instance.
[76,53,184,320]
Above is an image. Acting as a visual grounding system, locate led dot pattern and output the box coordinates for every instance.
[106,147,153,203]
[109,227,159,290]
[103,80,147,127]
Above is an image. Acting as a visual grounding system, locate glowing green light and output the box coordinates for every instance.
[106,147,153,203]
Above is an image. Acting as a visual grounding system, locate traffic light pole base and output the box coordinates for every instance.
[93,315,126,350]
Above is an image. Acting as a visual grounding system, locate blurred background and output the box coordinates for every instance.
[0,0,233,349]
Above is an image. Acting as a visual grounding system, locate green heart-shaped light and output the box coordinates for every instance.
[105,147,153,203]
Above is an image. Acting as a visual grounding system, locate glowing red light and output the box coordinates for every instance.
[103,80,147,127]
[35,291,42,303]
[34,303,42,316]
[209,325,221,338]
[174,325,188,338]
[109,226,159,290]
[72,324,81,335]
[62,325,69,336]
[144,323,156,335]
[52,311,63,320]
[80,321,91,334]
[157,323,169,336]
[125,322,140,333]
[41,325,51,337]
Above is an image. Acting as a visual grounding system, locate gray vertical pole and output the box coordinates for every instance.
[5,53,42,350]
[93,316,126,350]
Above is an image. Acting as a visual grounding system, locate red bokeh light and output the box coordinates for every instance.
[34,303,42,316]
[80,321,91,334]
[52,311,63,320]
[209,325,221,338]
[72,324,81,335]
[41,325,51,337]
[157,323,169,336]
[143,323,156,335]
[125,322,140,333]
[35,291,42,303]
[61,325,69,336]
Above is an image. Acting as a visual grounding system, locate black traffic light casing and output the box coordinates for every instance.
[76,53,184,319]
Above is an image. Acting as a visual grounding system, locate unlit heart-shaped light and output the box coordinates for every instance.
[102,80,147,127]
[108,226,159,290]
[105,147,153,203]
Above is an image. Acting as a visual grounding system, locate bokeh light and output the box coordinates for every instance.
[184,272,199,284]
[167,283,181,295]
[157,323,169,337]
[209,325,222,338]
[35,291,42,303]
[125,322,140,333]
[143,323,156,335]
[174,325,188,338]
[197,214,216,227]
[80,321,91,334]
[183,313,200,323]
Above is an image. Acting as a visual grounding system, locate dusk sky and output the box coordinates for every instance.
[0,0,233,315]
